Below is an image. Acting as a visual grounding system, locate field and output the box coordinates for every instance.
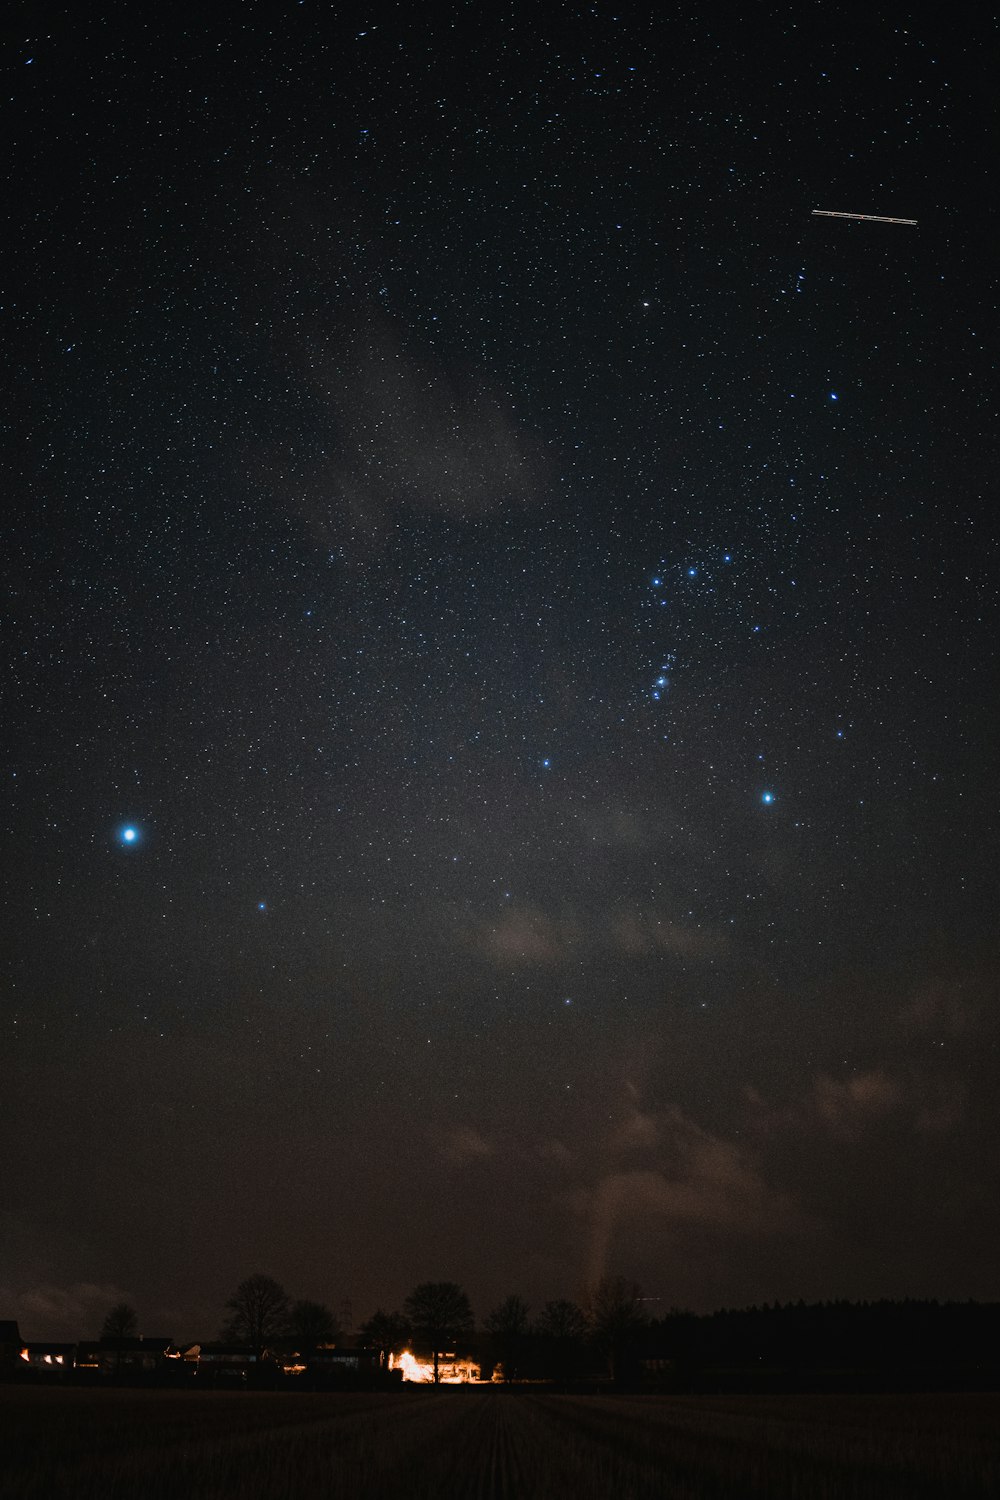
[2,1385,999,1497]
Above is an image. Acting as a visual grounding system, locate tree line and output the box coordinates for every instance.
[96,1280,1000,1389]
[100,1273,648,1382]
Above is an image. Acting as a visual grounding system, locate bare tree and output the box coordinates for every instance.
[485,1294,530,1382]
[534,1299,588,1382]
[221,1274,288,1354]
[100,1303,138,1339]
[360,1308,411,1368]
[535,1299,588,1341]
[586,1275,647,1381]
[287,1299,340,1352]
[403,1282,474,1382]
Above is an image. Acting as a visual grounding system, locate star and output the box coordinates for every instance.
[119,825,140,845]
[761,792,775,805]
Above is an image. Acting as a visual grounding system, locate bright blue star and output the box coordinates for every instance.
[652,576,662,586]
[761,792,775,805]
[119,825,140,845]
[829,392,839,401]
[542,758,551,768]
[687,567,698,578]
[723,553,732,563]
[257,901,267,912]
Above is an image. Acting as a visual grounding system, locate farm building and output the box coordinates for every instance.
[308,1346,380,1374]
[196,1343,271,1383]
[23,1342,76,1373]
[74,1337,174,1376]
[0,1321,27,1370]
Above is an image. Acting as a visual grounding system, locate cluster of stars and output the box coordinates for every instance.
[643,552,779,804]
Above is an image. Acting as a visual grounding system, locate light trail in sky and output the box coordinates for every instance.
[812,209,918,226]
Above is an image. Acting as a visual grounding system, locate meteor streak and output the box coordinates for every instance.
[812,209,918,226]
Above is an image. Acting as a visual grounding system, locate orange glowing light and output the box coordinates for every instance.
[390,1349,480,1383]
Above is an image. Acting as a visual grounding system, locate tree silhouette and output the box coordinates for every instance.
[403,1282,474,1382]
[360,1308,412,1368]
[535,1298,588,1381]
[587,1275,647,1380]
[535,1299,588,1341]
[287,1299,340,1352]
[221,1274,288,1354]
[100,1303,138,1339]
[485,1295,530,1382]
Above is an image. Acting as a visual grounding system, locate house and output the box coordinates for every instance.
[306,1346,393,1386]
[196,1343,270,1384]
[23,1343,75,1374]
[308,1346,380,1375]
[164,1342,201,1364]
[74,1337,173,1377]
[0,1320,26,1370]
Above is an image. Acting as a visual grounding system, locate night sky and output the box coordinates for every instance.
[4,4,999,1341]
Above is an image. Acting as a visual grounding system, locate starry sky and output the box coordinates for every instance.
[3,3,999,1340]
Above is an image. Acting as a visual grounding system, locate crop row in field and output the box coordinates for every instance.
[2,1385,999,1497]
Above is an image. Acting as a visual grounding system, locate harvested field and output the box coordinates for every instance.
[2,1385,998,1497]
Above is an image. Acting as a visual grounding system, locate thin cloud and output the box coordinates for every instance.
[536,1137,575,1168]
[897,979,984,1036]
[747,1066,966,1142]
[811,1070,901,1140]
[568,1093,808,1288]
[274,321,550,545]
[7,1281,136,1341]
[473,903,727,968]
[436,1124,494,1166]
[608,910,729,961]
[477,908,580,966]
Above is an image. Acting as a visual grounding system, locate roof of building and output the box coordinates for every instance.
[97,1337,173,1351]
